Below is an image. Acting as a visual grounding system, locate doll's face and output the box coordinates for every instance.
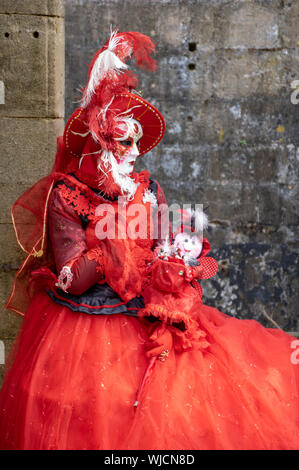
[174,232,203,259]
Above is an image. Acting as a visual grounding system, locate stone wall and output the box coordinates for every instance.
[0,0,65,385]
[65,0,298,332]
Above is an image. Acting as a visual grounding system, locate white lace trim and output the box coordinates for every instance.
[143,189,157,208]
[55,265,73,293]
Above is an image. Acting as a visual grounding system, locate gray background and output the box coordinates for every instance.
[65,0,299,330]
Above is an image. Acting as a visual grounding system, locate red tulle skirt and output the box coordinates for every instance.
[0,290,298,450]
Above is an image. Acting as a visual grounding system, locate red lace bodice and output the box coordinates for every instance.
[48,172,168,302]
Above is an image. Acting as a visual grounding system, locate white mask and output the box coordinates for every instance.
[173,233,203,261]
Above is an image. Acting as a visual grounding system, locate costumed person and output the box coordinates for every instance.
[0,29,298,450]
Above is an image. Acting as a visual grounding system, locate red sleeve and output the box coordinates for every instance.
[48,186,104,295]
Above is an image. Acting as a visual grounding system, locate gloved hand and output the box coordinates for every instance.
[145,322,173,359]
[184,265,204,282]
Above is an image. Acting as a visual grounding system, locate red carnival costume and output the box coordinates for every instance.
[0,30,298,450]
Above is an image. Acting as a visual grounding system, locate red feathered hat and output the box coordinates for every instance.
[63,29,165,160]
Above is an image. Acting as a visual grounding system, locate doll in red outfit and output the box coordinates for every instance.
[0,30,298,451]
[142,209,218,357]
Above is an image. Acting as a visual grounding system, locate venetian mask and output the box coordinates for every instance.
[114,117,143,175]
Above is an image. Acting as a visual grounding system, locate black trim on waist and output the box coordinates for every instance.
[46,282,144,316]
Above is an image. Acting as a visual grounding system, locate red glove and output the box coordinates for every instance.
[189,265,204,281]
[145,323,173,359]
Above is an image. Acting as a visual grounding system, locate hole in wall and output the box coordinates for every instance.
[4,32,9,38]
[188,63,196,70]
[188,42,197,52]
[33,31,39,38]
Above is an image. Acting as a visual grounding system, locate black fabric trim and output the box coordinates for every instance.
[148,179,158,198]
[46,282,144,316]
[60,172,157,201]
[54,178,92,228]
[67,172,118,202]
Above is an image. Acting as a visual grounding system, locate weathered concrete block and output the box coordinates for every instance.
[213,50,286,100]
[209,215,299,249]
[225,96,299,148]
[0,0,64,16]
[256,184,282,226]
[138,142,298,239]
[203,181,259,224]
[256,183,299,227]
[47,17,65,117]
[274,143,299,185]
[0,117,64,187]
[0,309,22,341]
[156,4,190,49]
[147,139,296,192]
[138,142,206,205]
[279,1,299,48]
[156,93,299,150]
[0,339,16,389]
[0,272,23,338]
[189,5,215,51]
[0,14,64,117]
[279,183,299,227]
[0,223,26,265]
[202,241,299,331]
[0,0,65,380]
[0,182,32,224]
[215,3,281,50]
[164,51,214,101]
[206,144,277,183]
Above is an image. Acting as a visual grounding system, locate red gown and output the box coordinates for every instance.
[0,168,298,450]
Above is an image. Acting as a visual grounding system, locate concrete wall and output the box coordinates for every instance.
[0,0,65,385]
[65,0,298,332]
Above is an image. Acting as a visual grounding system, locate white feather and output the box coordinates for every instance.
[82,29,129,108]
[194,211,209,232]
[143,189,157,208]
[97,150,138,201]
[185,208,209,233]
[107,29,123,52]
[97,96,115,120]
[155,238,172,258]
[70,129,90,138]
